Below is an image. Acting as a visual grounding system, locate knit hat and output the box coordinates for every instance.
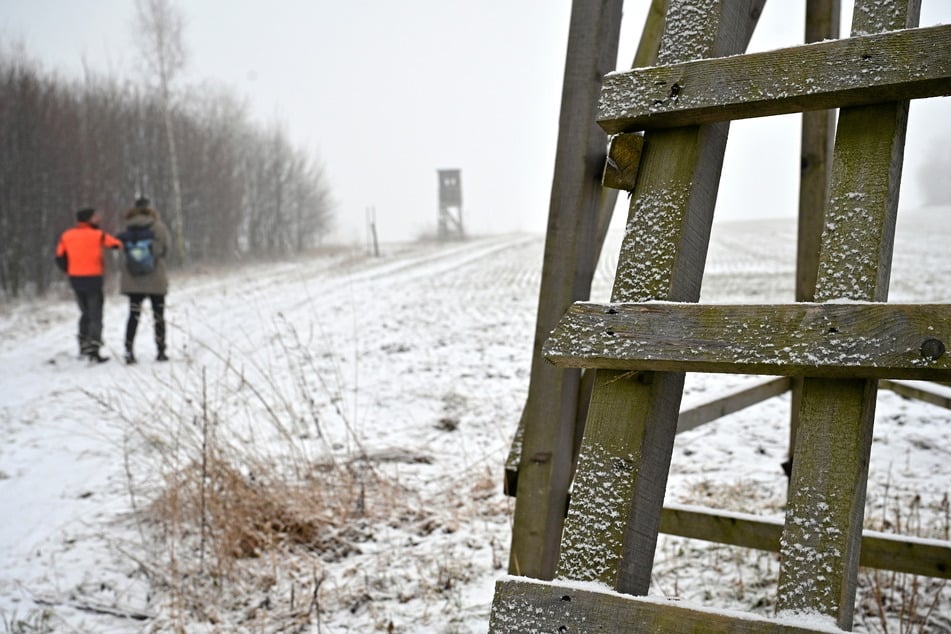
[76,208,95,223]
[135,197,150,209]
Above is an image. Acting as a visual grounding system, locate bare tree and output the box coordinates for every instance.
[176,86,248,260]
[134,0,186,264]
[0,51,81,297]
[0,42,335,297]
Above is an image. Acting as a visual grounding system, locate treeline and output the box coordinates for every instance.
[0,51,333,297]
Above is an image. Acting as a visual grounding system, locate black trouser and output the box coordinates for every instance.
[70,277,104,355]
[125,294,166,354]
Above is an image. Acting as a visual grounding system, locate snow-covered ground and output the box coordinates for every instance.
[1,209,950,632]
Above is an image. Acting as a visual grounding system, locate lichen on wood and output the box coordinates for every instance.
[543,301,951,380]
[597,24,951,133]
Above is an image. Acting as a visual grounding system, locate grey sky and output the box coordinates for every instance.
[2,1,949,243]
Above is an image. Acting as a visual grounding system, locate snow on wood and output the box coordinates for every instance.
[598,24,951,133]
[553,0,765,603]
[775,1,920,626]
[490,576,844,633]
[544,302,951,380]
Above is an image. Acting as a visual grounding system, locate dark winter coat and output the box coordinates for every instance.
[117,207,171,296]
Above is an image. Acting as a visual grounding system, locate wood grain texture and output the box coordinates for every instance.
[544,302,951,380]
[659,504,951,579]
[555,0,764,596]
[598,24,951,133]
[601,132,644,191]
[491,577,841,633]
[507,0,624,580]
[777,2,921,627]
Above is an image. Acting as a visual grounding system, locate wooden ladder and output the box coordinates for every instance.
[491,0,951,631]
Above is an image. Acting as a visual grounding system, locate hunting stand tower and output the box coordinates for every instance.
[437,168,464,240]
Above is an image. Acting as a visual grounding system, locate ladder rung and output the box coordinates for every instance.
[491,577,833,633]
[544,302,951,380]
[660,504,951,579]
[598,24,951,133]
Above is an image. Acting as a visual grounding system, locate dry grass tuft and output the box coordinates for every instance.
[148,453,382,568]
[857,482,950,633]
[83,315,514,632]
[95,327,436,631]
[128,426,420,632]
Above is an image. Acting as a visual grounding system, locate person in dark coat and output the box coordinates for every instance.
[116,197,172,364]
[55,207,123,363]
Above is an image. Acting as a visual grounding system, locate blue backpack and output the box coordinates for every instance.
[121,226,156,276]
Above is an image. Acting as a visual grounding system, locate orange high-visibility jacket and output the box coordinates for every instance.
[56,222,123,276]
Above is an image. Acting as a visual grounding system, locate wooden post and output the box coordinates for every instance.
[790,0,840,472]
[554,0,765,594]
[591,0,666,251]
[507,0,623,579]
[776,1,921,629]
[796,0,839,302]
[366,206,380,257]
[504,1,668,512]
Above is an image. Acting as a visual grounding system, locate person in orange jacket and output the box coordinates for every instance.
[55,207,123,363]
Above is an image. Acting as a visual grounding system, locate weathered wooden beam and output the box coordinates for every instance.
[505,0,667,572]
[490,577,838,633]
[796,0,839,304]
[508,0,625,581]
[592,0,668,250]
[662,504,782,553]
[880,379,951,410]
[660,504,951,579]
[554,0,766,596]
[677,376,791,433]
[506,376,790,498]
[862,530,951,579]
[602,132,645,190]
[792,0,841,469]
[597,23,951,133]
[503,408,526,497]
[777,1,921,628]
[500,496,951,578]
[632,0,666,69]
[544,302,951,380]
[506,377,951,500]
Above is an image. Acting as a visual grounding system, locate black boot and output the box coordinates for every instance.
[79,336,93,360]
[156,349,169,362]
[88,350,110,364]
[125,307,140,364]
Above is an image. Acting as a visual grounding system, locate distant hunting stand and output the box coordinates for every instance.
[437,168,464,240]
[493,0,951,631]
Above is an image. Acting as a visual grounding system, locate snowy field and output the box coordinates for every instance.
[1,208,950,632]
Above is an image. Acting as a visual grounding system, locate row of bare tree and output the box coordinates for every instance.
[0,52,333,298]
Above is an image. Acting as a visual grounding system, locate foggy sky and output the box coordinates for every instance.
[2,0,950,244]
